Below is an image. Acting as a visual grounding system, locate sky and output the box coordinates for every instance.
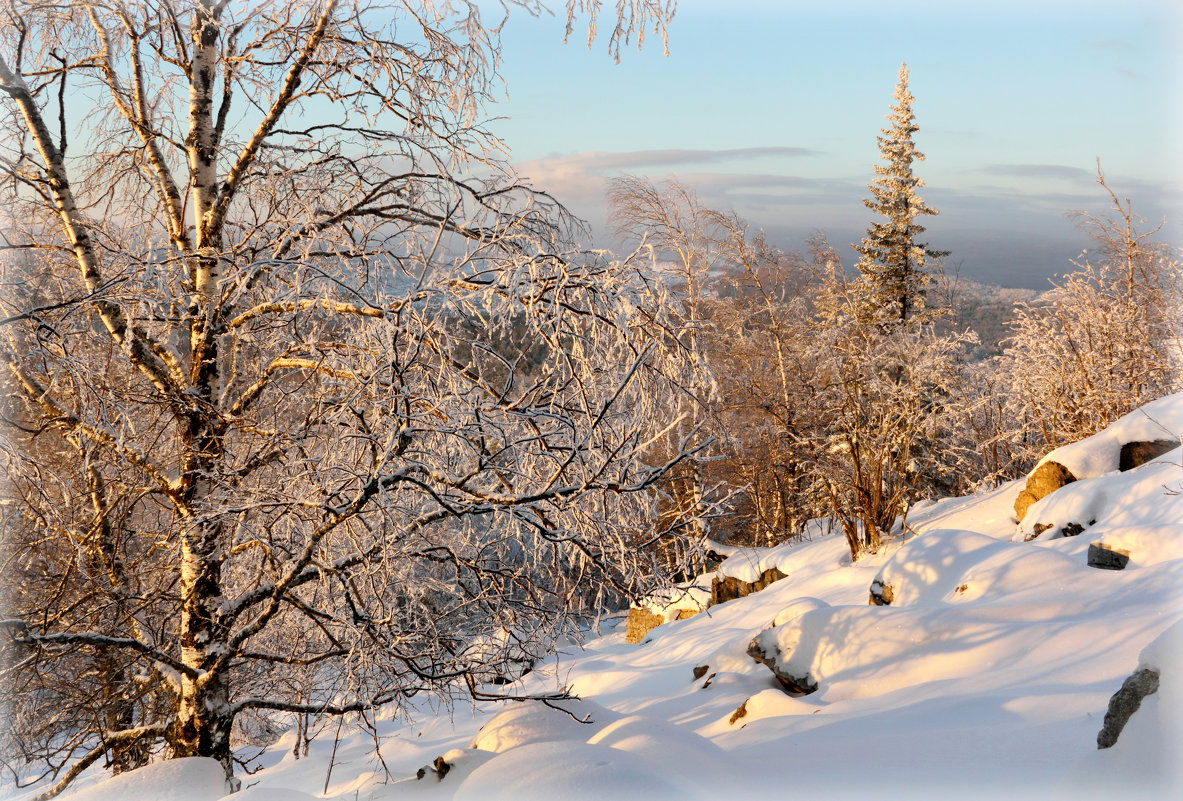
[482,0,1182,288]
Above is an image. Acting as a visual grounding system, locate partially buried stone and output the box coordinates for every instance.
[1087,542,1130,570]
[868,578,894,606]
[1014,460,1076,522]
[746,635,819,697]
[1118,439,1177,472]
[1097,668,1160,748]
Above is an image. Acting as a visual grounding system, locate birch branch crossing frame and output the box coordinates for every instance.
[0,1,694,793]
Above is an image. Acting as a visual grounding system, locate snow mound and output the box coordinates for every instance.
[639,576,711,620]
[57,758,227,801]
[906,478,1026,538]
[453,740,688,801]
[470,698,621,753]
[875,528,1085,605]
[1036,392,1182,479]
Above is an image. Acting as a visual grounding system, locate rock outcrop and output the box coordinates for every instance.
[624,607,664,644]
[710,567,786,607]
[1014,460,1077,522]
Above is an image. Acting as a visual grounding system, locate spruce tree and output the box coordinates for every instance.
[852,62,947,325]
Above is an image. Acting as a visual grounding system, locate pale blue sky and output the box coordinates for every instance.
[485,0,1181,288]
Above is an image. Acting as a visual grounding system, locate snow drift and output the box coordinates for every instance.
[10,394,1182,801]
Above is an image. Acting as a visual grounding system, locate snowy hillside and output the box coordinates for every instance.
[14,397,1183,801]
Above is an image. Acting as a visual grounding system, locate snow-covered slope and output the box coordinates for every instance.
[13,396,1183,801]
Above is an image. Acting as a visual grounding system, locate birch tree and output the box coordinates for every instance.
[0,1,694,794]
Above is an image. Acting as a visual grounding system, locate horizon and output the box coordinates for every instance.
[488,0,1182,289]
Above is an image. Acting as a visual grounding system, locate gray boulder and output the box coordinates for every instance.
[1088,542,1130,570]
[1097,667,1160,749]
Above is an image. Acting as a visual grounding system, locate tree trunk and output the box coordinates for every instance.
[169,520,233,778]
[167,670,234,780]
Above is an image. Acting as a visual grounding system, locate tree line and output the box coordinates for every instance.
[612,65,1179,560]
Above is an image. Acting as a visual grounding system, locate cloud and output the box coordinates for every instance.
[974,164,1097,183]
[519,146,818,175]
[511,148,1180,290]
[514,149,825,227]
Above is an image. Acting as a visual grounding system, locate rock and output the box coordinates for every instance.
[709,567,786,607]
[417,755,452,781]
[868,578,894,606]
[1028,520,1085,541]
[1014,489,1039,523]
[1119,439,1177,472]
[1014,460,1077,522]
[692,664,709,681]
[746,636,818,697]
[728,700,748,725]
[624,607,664,644]
[1087,542,1130,570]
[1097,667,1160,748]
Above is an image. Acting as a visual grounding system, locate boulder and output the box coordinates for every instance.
[1119,439,1177,471]
[868,578,894,606]
[709,567,786,607]
[1014,460,1077,522]
[624,607,664,644]
[1087,542,1130,570]
[1097,667,1160,748]
[745,636,818,696]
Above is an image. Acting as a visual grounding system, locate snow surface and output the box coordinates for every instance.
[8,396,1182,801]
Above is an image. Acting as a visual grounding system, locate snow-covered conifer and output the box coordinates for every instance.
[852,62,947,326]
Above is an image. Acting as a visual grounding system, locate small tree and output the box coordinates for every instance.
[852,62,947,325]
[1001,169,1182,453]
[607,177,822,550]
[607,177,726,557]
[801,254,972,560]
